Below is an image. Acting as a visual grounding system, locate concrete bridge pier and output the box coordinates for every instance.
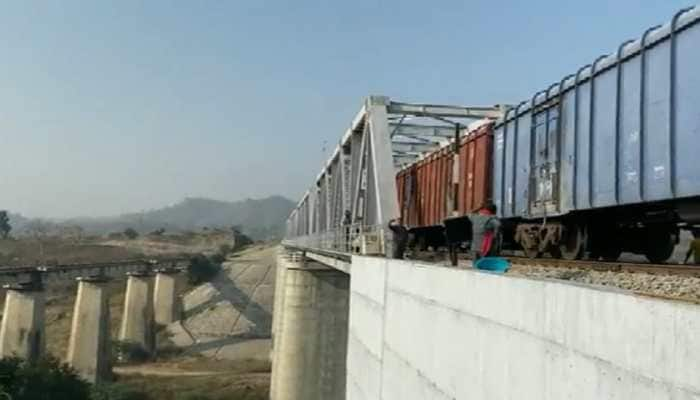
[119,271,155,357]
[269,251,290,398]
[271,254,350,400]
[153,268,182,326]
[66,275,112,383]
[0,280,45,362]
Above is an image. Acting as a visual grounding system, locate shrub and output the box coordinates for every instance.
[186,254,222,285]
[218,244,233,255]
[0,356,91,400]
[149,228,166,236]
[113,341,151,363]
[123,228,139,240]
[209,253,226,265]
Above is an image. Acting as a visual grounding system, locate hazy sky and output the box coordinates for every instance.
[0,0,691,218]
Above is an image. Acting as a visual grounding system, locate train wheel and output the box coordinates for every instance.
[644,230,676,264]
[559,224,585,260]
[522,246,542,259]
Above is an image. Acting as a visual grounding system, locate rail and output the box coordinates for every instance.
[410,249,700,277]
[505,255,700,277]
[0,257,190,278]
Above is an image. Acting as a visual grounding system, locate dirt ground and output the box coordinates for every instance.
[103,231,236,258]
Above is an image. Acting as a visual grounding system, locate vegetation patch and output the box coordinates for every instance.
[186,254,223,285]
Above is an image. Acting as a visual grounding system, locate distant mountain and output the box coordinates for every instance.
[8,196,296,241]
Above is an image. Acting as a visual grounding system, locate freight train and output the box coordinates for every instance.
[397,7,700,263]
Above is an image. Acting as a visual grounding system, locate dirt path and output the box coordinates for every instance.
[114,365,228,377]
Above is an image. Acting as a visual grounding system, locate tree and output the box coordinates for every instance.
[148,228,165,236]
[186,254,222,285]
[123,228,139,240]
[0,211,11,239]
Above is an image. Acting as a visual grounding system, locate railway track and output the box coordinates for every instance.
[505,256,700,277]
[0,257,189,277]
[408,249,700,277]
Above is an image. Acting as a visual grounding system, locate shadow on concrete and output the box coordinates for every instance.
[183,264,273,337]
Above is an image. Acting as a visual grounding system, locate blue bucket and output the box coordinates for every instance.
[474,257,510,273]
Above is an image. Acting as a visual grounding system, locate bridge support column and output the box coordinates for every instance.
[119,271,155,357]
[0,281,45,362]
[67,275,112,383]
[269,252,291,398]
[272,256,350,400]
[153,268,182,326]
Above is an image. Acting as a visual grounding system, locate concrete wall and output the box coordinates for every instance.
[347,256,700,400]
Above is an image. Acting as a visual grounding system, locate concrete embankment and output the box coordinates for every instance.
[166,245,276,362]
[346,256,700,399]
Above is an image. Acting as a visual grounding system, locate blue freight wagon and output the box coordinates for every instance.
[492,7,700,262]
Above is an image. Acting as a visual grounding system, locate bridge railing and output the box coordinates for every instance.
[283,223,387,256]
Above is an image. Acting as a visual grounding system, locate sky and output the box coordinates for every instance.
[0,0,693,218]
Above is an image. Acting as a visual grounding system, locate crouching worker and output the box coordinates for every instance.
[469,202,501,261]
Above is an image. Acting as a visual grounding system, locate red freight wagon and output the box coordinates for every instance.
[396,121,494,249]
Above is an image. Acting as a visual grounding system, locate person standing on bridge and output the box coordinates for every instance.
[470,202,501,261]
[684,229,700,265]
[388,218,409,259]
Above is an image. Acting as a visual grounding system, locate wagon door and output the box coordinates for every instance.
[529,100,561,216]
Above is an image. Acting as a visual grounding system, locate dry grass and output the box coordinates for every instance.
[114,370,269,400]
[0,238,142,266]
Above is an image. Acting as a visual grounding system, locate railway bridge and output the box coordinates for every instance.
[0,258,187,383]
[273,96,700,399]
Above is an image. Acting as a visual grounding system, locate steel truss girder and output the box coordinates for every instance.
[285,96,505,251]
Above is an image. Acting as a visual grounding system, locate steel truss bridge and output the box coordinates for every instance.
[284,96,506,256]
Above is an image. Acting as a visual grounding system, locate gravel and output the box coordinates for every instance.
[508,263,700,304]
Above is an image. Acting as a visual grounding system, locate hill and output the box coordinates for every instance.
[9,196,295,241]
